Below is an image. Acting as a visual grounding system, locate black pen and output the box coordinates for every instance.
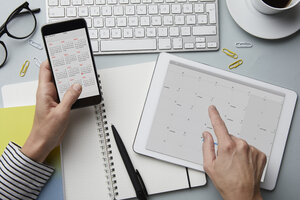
[111,124,148,200]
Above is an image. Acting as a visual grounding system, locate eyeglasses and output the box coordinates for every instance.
[0,2,40,68]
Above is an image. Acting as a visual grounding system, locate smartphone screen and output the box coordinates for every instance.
[42,19,101,108]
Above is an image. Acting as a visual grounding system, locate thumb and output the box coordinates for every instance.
[59,84,82,110]
[202,131,216,173]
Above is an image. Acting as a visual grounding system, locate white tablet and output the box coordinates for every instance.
[133,53,297,190]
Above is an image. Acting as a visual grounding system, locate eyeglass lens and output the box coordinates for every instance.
[0,42,7,67]
[6,8,36,39]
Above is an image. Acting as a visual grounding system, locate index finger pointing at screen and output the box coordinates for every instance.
[208,105,232,146]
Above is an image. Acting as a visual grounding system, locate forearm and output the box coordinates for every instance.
[0,142,54,200]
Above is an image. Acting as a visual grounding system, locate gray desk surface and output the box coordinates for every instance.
[1,0,299,199]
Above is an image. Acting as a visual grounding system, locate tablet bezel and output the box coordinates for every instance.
[133,53,297,190]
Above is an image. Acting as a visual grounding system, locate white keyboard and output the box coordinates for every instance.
[46,0,219,54]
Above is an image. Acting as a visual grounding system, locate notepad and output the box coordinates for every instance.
[1,62,206,200]
[0,106,63,200]
[0,106,60,167]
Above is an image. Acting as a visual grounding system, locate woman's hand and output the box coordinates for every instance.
[21,60,82,163]
[203,105,267,200]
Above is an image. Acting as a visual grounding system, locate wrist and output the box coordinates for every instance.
[21,129,51,163]
[222,190,262,200]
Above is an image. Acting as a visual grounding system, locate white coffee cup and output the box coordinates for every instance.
[251,0,300,14]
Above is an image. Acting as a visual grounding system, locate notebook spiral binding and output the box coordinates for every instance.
[95,76,119,199]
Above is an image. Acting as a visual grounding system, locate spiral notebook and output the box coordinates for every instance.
[60,62,206,200]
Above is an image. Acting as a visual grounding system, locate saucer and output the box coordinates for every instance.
[226,0,300,39]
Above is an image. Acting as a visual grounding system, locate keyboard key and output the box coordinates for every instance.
[85,18,92,27]
[206,3,216,24]
[160,5,170,14]
[61,0,70,6]
[195,3,204,13]
[158,38,171,50]
[94,17,104,27]
[91,40,99,52]
[173,38,183,49]
[152,16,162,26]
[89,29,98,39]
[137,5,147,15]
[48,7,65,18]
[128,16,138,26]
[111,29,122,38]
[117,17,127,27]
[72,0,82,5]
[135,28,145,38]
[181,27,191,36]
[174,15,184,25]
[197,14,208,24]
[196,37,205,42]
[105,17,115,27]
[196,42,205,48]
[207,42,217,48]
[183,4,193,13]
[90,7,100,16]
[123,28,133,37]
[100,29,110,38]
[119,0,129,3]
[107,0,117,4]
[78,7,88,16]
[149,5,158,14]
[163,16,173,25]
[186,15,196,25]
[114,6,124,15]
[158,27,168,37]
[100,39,156,51]
[102,6,112,16]
[131,0,141,3]
[49,0,58,6]
[84,0,94,4]
[95,0,106,4]
[171,4,181,14]
[66,7,77,17]
[192,26,216,35]
[184,43,194,49]
[169,27,179,36]
[140,16,150,26]
[146,27,156,37]
[125,5,135,15]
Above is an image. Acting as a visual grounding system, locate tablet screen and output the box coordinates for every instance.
[146,60,284,166]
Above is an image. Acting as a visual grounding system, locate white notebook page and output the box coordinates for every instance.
[99,62,206,199]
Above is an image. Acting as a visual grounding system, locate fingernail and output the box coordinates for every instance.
[202,132,208,139]
[209,105,216,110]
[73,83,82,92]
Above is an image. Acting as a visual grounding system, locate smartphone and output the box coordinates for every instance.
[41,18,101,109]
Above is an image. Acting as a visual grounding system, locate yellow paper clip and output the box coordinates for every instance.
[20,60,30,77]
[229,59,243,69]
[222,48,238,59]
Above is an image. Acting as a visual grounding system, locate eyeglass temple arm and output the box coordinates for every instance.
[18,8,41,16]
[0,24,5,37]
